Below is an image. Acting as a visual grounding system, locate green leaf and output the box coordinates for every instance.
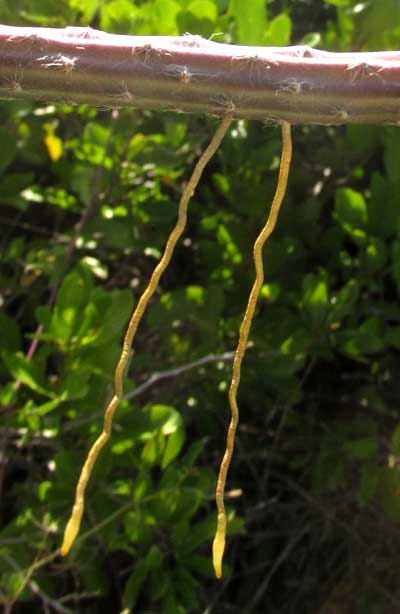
[385,326,400,350]
[124,510,151,543]
[329,279,359,323]
[29,396,65,417]
[212,172,230,196]
[229,0,267,44]
[164,585,180,614]
[62,369,90,400]
[122,559,148,609]
[67,0,100,22]
[186,553,213,578]
[262,351,305,378]
[217,224,242,264]
[260,282,280,302]
[346,125,379,160]
[301,272,329,326]
[325,0,350,5]
[91,289,133,347]
[141,431,165,465]
[147,404,180,431]
[50,268,93,344]
[378,467,400,522]
[139,405,185,467]
[162,423,185,469]
[358,464,379,506]
[367,172,397,238]
[384,127,400,185]
[2,351,53,397]
[313,440,347,493]
[163,116,188,148]
[344,437,378,460]
[148,284,224,353]
[127,133,147,159]
[0,127,17,175]
[70,165,98,205]
[38,480,53,502]
[0,311,21,353]
[188,0,217,21]
[180,438,207,471]
[391,423,400,455]
[99,0,137,33]
[362,237,387,274]
[356,0,400,49]
[183,514,218,552]
[2,571,27,601]
[264,13,292,46]
[177,0,217,36]
[154,0,181,34]
[391,242,400,289]
[334,187,368,243]
[300,32,321,47]
[174,567,198,609]
[146,544,163,570]
[82,122,110,148]
[2,172,34,209]
[353,318,385,355]
[0,382,15,406]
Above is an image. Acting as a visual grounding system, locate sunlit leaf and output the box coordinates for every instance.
[100,0,137,33]
[2,351,53,397]
[264,13,292,46]
[229,0,267,44]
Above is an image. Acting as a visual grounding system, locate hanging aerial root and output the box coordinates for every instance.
[60,113,233,557]
[212,121,292,579]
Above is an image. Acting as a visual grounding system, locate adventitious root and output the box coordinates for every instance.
[212,121,292,579]
[61,113,234,557]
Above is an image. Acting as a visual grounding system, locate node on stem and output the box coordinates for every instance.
[131,44,171,65]
[39,53,78,73]
[231,54,277,84]
[345,61,386,83]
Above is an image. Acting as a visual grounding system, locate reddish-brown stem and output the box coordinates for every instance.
[0,25,400,125]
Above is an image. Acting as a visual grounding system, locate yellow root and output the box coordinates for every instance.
[212,121,293,579]
[61,113,234,557]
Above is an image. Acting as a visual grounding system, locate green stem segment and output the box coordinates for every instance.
[1,26,400,124]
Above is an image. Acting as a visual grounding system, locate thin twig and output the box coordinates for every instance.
[60,350,245,433]
[122,350,235,401]
[3,549,61,612]
[58,590,101,604]
[247,528,308,612]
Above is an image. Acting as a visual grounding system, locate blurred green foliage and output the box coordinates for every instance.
[1,1,400,613]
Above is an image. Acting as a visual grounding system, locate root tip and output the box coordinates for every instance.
[212,531,225,579]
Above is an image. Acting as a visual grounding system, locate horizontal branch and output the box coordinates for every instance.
[1,24,400,125]
[122,350,235,401]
